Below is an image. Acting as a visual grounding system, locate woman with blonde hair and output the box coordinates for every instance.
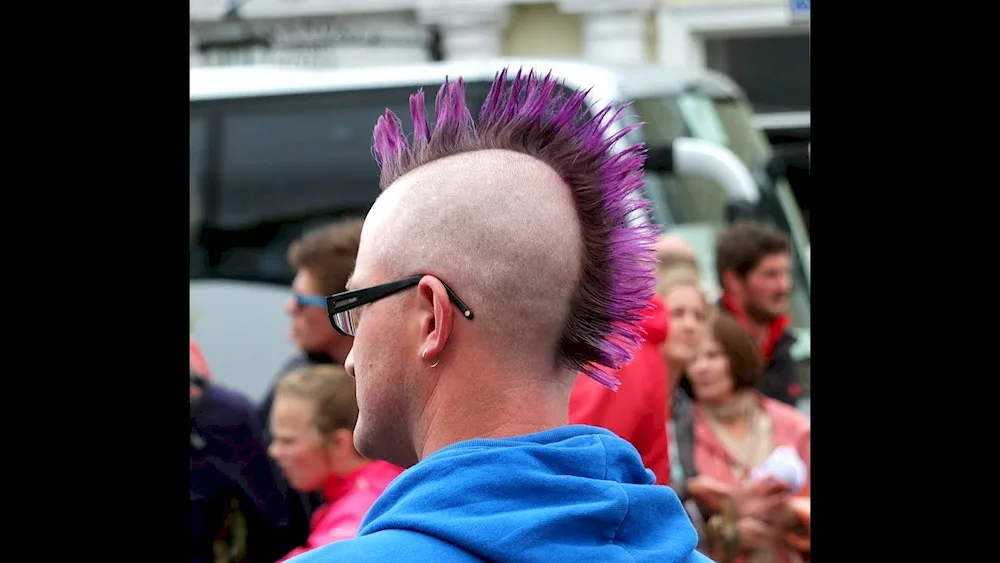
[655,264,710,492]
[269,365,403,561]
[656,265,708,388]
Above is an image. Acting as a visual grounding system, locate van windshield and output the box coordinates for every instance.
[633,94,810,332]
[190,80,499,282]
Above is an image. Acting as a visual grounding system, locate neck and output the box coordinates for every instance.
[332,454,372,478]
[665,356,687,389]
[745,323,770,349]
[701,391,755,422]
[723,294,770,344]
[415,358,573,461]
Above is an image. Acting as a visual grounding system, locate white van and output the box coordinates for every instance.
[190,59,810,404]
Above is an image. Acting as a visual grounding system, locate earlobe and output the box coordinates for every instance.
[417,276,454,365]
[331,428,353,454]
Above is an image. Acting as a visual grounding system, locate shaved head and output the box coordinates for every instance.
[362,150,581,356]
[345,67,658,466]
[654,234,697,273]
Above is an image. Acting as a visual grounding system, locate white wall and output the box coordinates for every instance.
[191,0,808,69]
[191,280,296,403]
[654,0,808,67]
[504,3,582,57]
[191,8,432,68]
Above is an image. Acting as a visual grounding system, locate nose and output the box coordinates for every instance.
[345,347,356,378]
[678,313,698,332]
[778,273,792,294]
[285,296,297,315]
[267,441,278,460]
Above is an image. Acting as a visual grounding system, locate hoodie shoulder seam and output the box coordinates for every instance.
[597,435,639,563]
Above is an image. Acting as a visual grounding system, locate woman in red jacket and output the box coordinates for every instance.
[568,293,672,485]
[566,238,706,487]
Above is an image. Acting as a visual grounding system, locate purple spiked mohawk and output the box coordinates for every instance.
[370,67,658,390]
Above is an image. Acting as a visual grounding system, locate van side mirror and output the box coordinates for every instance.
[643,145,674,173]
[766,154,788,180]
[725,199,757,223]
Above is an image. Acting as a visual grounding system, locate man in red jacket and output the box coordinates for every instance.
[569,293,671,485]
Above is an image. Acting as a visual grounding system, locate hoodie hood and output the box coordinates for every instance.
[567,293,673,485]
[639,293,669,347]
[356,425,701,562]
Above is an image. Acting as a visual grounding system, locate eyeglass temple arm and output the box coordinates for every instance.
[444,286,474,320]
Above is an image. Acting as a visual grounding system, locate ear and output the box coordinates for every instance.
[415,275,454,365]
[330,428,355,456]
[721,270,743,296]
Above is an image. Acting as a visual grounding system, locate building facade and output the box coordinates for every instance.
[190,0,809,124]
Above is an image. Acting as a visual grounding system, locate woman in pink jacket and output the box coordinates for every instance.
[268,364,403,561]
[675,313,810,563]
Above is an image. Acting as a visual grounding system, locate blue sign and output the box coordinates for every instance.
[790,0,810,19]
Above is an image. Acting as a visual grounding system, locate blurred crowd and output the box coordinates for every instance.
[191,215,810,563]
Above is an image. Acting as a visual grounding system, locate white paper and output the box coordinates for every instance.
[749,446,806,493]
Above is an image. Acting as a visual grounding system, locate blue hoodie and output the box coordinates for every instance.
[290,425,711,563]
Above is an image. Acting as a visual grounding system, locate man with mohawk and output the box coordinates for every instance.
[294,69,710,562]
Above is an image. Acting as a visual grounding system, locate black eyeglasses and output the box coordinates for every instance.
[325,275,474,337]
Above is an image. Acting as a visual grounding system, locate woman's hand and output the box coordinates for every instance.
[737,517,782,551]
[686,476,731,512]
[782,496,810,553]
[731,477,789,520]
[688,476,790,518]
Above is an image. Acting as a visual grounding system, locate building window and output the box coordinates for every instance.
[705,33,810,115]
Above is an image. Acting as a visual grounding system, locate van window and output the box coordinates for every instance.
[191,80,506,283]
[213,82,497,229]
[218,94,381,229]
[633,94,810,330]
[190,116,209,272]
[190,116,207,184]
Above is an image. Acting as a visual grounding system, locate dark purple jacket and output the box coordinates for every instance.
[191,381,301,563]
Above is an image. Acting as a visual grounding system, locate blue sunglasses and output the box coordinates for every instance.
[293,292,327,310]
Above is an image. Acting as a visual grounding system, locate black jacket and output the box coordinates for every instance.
[758,329,800,406]
[716,299,800,407]
[191,381,300,563]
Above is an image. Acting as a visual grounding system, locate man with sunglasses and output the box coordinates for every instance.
[258,218,365,438]
[293,69,707,562]
[257,218,365,547]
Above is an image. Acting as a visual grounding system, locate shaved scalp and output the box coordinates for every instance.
[655,234,699,273]
[365,150,581,370]
[369,68,657,389]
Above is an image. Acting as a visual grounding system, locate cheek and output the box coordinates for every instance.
[356,348,405,418]
[707,364,736,395]
[280,443,306,468]
[357,314,403,374]
[667,339,694,358]
[709,358,729,379]
[692,359,723,384]
[288,445,329,481]
[304,310,333,332]
[752,278,779,297]
[351,340,378,405]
